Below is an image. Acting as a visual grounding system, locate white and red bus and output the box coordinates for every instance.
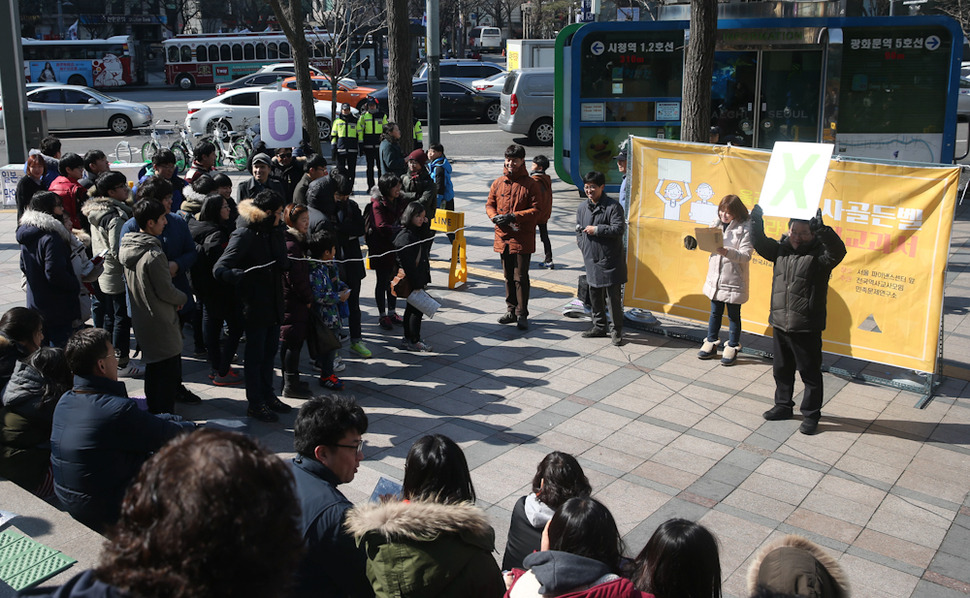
[22,36,136,88]
[163,31,336,89]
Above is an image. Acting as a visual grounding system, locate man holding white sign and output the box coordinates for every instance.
[752,141,846,435]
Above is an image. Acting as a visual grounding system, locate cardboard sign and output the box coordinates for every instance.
[694,227,723,252]
[259,91,303,149]
[759,141,834,220]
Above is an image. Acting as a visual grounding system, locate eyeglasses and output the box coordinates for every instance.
[113,184,129,191]
[278,153,293,158]
[332,439,365,455]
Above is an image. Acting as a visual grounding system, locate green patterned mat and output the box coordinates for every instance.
[0,530,76,591]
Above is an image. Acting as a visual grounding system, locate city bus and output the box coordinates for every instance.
[163,31,336,89]
[22,36,136,88]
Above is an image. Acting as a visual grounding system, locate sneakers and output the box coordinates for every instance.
[389,313,404,326]
[517,316,529,331]
[498,311,517,325]
[176,385,202,404]
[333,356,346,373]
[611,330,623,346]
[117,362,144,378]
[581,328,608,338]
[266,396,292,414]
[213,369,245,386]
[282,374,313,399]
[721,345,739,366]
[763,405,794,421]
[541,260,555,269]
[402,340,433,352]
[378,315,394,330]
[247,404,279,423]
[799,418,819,435]
[320,374,345,390]
[698,340,719,359]
[350,341,372,358]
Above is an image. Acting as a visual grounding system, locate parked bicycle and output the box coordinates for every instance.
[169,123,197,173]
[203,117,258,171]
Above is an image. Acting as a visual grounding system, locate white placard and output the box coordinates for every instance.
[259,90,303,149]
[580,103,605,122]
[655,101,680,121]
[758,141,833,220]
[0,166,24,208]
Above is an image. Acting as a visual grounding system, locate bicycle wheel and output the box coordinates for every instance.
[231,142,251,171]
[141,140,160,163]
[172,144,189,173]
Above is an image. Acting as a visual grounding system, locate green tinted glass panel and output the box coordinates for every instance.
[839,26,952,134]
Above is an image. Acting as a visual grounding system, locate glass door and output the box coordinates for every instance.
[711,51,758,147]
[757,51,823,149]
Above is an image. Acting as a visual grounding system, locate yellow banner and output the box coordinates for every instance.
[625,137,959,372]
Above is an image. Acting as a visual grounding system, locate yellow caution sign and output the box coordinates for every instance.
[431,209,467,289]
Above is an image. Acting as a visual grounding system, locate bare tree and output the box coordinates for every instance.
[934,0,970,37]
[387,0,414,154]
[267,0,322,154]
[309,0,385,120]
[681,0,717,142]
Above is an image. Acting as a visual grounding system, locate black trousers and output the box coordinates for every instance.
[589,282,623,333]
[336,152,358,184]
[772,329,823,421]
[537,222,552,263]
[404,302,423,343]
[346,276,362,340]
[501,248,531,317]
[145,354,181,415]
[363,147,380,190]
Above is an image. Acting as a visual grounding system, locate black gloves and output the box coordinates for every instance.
[492,214,513,226]
[684,235,697,250]
[809,208,824,233]
[750,204,763,221]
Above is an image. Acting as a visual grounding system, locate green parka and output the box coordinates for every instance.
[346,500,505,598]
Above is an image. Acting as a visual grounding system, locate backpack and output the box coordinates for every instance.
[363,201,376,243]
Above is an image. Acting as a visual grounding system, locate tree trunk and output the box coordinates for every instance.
[268,0,321,155]
[386,0,414,154]
[682,0,717,143]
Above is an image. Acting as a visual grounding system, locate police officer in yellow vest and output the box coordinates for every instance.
[331,102,360,184]
[413,120,423,150]
[358,98,387,190]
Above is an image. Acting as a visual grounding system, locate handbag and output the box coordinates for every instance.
[311,310,342,353]
[390,267,412,298]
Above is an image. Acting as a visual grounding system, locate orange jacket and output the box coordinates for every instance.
[486,163,540,254]
[531,172,552,224]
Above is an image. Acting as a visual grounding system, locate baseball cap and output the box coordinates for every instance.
[252,153,272,166]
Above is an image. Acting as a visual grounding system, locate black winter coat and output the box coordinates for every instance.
[289,457,374,598]
[393,225,432,290]
[50,374,194,531]
[187,217,232,305]
[281,228,312,342]
[17,210,81,328]
[213,200,289,328]
[235,176,286,204]
[310,198,367,283]
[575,194,627,288]
[751,218,847,333]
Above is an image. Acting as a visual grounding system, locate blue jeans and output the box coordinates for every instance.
[707,300,742,347]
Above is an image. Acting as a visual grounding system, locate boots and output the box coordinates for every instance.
[282,373,313,399]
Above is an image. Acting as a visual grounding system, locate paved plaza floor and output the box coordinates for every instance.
[1,158,969,597]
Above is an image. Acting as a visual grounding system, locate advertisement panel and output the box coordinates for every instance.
[625,137,959,372]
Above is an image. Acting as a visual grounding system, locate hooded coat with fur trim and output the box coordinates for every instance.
[120,232,187,364]
[16,210,81,328]
[82,196,132,295]
[213,200,288,327]
[0,360,62,492]
[346,500,506,598]
[747,535,850,598]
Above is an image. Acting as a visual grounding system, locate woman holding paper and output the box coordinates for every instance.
[393,202,434,352]
[683,194,752,365]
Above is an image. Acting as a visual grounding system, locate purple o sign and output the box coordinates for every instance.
[266,99,296,142]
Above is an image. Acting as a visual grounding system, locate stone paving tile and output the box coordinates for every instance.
[853,529,938,570]
[630,460,700,492]
[785,508,864,545]
[596,478,672,537]
[838,553,921,598]
[721,487,798,522]
[867,494,956,549]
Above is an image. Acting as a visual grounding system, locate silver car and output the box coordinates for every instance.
[498,68,555,145]
[0,85,152,135]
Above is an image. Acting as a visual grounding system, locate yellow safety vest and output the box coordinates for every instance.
[332,116,360,153]
[358,112,387,148]
[414,120,423,143]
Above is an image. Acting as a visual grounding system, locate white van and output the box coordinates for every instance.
[468,27,503,51]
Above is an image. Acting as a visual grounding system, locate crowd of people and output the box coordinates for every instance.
[1,128,851,596]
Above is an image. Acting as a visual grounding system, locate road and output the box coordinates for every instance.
[0,85,543,181]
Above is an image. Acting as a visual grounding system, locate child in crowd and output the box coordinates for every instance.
[308,230,350,390]
[531,155,554,269]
